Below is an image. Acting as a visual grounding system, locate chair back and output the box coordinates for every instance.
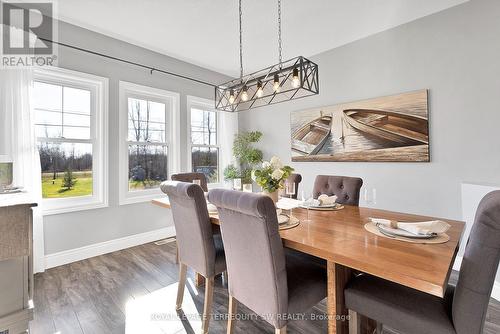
[452,190,500,334]
[171,172,208,192]
[312,175,363,206]
[208,189,287,328]
[160,181,216,277]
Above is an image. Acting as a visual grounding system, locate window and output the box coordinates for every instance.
[33,67,108,214]
[187,96,221,184]
[119,81,180,205]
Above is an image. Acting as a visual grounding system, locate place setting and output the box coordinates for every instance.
[299,194,344,211]
[275,180,302,230]
[364,218,451,244]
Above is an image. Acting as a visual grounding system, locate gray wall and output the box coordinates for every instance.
[43,21,230,255]
[239,0,500,221]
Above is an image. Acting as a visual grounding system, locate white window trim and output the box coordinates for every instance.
[34,67,109,215]
[119,81,180,205]
[186,96,223,188]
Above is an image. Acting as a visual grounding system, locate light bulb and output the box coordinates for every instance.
[241,86,248,101]
[256,81,263,97]
[292,68,300,88]
[229,89,235,104]
[273,74,280,92]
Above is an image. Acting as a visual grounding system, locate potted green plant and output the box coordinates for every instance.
[252,156,293,203]
[223,131,263,190]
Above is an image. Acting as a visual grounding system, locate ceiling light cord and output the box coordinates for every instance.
[278,0,283,69]
[239,0,244,79]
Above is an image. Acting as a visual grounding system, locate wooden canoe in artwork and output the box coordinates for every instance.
[291,115,332,155]
[342,109,429,145]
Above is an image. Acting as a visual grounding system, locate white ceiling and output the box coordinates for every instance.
[54,0,469,77]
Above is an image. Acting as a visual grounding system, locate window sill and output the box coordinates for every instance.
[120,191,165,206]
[42,199,108,216]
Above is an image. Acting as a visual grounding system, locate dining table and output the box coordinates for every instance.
[152,197,464,334]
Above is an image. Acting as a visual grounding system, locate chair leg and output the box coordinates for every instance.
[202,276,215,334]
[227,295,238,334]
[175,245,179,264]
[275,325,286,334]
[176,263,187,310]
[349,309,360,334]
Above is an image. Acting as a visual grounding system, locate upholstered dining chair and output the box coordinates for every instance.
[312,175,363,206]
[160,181,226,334]
[344,190,500,334]
[208,189,327,334]
[171,172,208,192]
[279,173,302,199]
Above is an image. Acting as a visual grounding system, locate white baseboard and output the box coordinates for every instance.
[44,226,176,270]
[453,255,500,301]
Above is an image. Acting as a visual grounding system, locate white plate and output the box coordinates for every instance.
[301,203,339,209]
[376,224,436,239]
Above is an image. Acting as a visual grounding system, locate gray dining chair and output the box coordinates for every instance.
[160,181,226,334]
[279,173,302,199]
[344,190,500,334]
[208,189,327,334]
[171,172,208,192]
[312,175,363,206]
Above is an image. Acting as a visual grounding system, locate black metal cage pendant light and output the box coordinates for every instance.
[215,0,319,112]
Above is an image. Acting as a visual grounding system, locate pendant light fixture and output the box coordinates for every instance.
[215,0,319,112]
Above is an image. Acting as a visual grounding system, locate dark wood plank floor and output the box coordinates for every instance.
[30,241,500,334]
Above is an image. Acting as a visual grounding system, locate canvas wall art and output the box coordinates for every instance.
[290,90,429,162]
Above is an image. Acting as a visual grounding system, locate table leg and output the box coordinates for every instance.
[327,261,352,334]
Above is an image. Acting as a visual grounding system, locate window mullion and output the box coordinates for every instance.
[37,137,92,144]
[127,141,168,146]
[191,144,220,149]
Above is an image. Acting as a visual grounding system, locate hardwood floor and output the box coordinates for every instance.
[30,241,500,334]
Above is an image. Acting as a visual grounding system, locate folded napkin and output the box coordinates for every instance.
[370,218,450,236]
[276,197,302,210]
[303,198,321,207]
[318,194,338,206]
[207,203,218,213]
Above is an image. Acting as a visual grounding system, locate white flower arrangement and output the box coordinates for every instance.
[252,156,293,193]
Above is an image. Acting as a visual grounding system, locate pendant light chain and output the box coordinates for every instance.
[239,0,244,79]
[277,0,282,67]
[215,0,319,112]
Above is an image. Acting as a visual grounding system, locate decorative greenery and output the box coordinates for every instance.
[61,168,77,191]
[252,156,293,193]
[224,131,263,183]
[233,131,263,165]
[223,164,240,180]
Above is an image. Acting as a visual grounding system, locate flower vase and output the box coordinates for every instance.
[262,190,279,204]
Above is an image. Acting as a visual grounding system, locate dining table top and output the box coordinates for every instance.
[151,197,464,299]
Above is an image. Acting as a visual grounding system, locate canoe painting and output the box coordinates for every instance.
[290,90,430,162]
[291,114,332,155]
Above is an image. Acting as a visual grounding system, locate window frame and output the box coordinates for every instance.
[186,96,222,187]
[33,67,109,215]
[119,81,180,205]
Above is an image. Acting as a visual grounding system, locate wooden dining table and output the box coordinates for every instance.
[152,197,464,334]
